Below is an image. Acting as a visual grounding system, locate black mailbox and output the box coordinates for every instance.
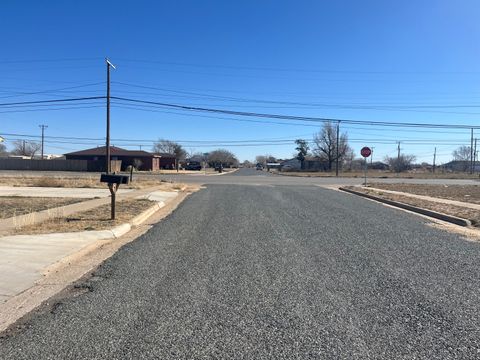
[100,174,130,185]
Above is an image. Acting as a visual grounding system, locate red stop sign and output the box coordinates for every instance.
[361,147,372,158]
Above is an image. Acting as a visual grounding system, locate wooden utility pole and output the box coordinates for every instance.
[105,58,116,174]
[335,121,340,177]
[433,147,436,173]
[475,138,478,173]
[39,124,48,159]
[470,128,474,174]
[370,147,374,165]
[396,141,401,173]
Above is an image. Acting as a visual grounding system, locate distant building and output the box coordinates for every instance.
[65,146,176,171]
[280,157,329,171]
[443,160,480,172]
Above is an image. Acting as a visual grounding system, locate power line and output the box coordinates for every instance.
[111,96,480,129]
[0,96,105,107]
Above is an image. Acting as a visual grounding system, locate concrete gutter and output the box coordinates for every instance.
[340,187,472,227]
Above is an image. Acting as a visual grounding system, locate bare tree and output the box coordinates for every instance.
[152,139,186,170]
[312,122,351,171]
[208,149,238,168]
[384,154,416,172]
[452,146,471,161]
[343,149,356,171]
[11,140,41,159]
[0,143,7,156]
[255,155,267,166]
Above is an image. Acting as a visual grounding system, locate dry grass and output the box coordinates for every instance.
[0,197,86,219]
[15,199,155,235]
[346,187,480,227]
[0,175,183,190]
[368,183,480,204]
[278,170,480,180]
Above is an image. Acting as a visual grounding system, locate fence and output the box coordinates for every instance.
[0,158,122,172]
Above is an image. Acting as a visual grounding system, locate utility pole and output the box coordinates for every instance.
[335,121,340,177]
[106,58,116,174]
[433,147,436,174]
[39,124,48,159]
[474,138,478,173]
[470,128,474,174]
[370,147,374,165]
[396,141,401,173]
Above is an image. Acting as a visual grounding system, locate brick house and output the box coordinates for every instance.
[65,146,176,171]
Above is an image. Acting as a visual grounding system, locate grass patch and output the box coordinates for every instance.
[368,183,480,204]
[0,197,86,219]
[347,186,480,227]
[15,199,155,235]
[0,175,184,190]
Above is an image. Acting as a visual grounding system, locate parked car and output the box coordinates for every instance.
[185,161,202,171]
[256,163,263,170]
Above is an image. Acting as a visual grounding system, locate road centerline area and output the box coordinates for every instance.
[2,183,480,358]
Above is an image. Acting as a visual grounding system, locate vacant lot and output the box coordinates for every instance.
[368,183,480,204]
[278,170,480,180]
[0,175,184,190]
[15,199,155,235]
[346,186,480,227]
[0,197,85,219]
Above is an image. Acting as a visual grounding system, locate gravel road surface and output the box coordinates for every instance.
[2,183,480,359]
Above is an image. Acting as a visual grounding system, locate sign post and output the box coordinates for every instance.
[360,147,372,186]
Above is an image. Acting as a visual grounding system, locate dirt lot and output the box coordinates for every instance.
[15,199,155,235]
[0,175,184,190]
[0,197,86,219]
[346,186,480,227]
[278,170,480,180]
[368,183,480,204]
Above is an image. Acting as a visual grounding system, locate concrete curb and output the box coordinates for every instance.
[130,202,165,227]
[339,187,472,227]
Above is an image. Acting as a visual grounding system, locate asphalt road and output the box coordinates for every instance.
[2,182,480,358]
[1,168,479,186]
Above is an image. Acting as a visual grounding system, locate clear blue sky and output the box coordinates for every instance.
[1,0,479,163]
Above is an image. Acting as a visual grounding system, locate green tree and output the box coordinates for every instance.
[295,139,309,170]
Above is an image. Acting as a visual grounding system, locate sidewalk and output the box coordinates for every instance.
[0,190,178,304]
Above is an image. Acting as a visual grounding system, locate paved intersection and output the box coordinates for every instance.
[1,170,480,358]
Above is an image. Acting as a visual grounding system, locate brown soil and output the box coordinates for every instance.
[346,187,480,227]
[279,171,480,180]
[368,183,480,204]
[15,199,155,235]
[0,197,85,219]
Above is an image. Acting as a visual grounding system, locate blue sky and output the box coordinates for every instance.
[1,0,479,163]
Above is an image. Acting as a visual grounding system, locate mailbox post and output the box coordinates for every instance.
[100,174,130,220]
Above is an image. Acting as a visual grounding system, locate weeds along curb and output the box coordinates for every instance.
[340,187,472,227]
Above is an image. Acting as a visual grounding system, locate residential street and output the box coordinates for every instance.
[2,171,480,358]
